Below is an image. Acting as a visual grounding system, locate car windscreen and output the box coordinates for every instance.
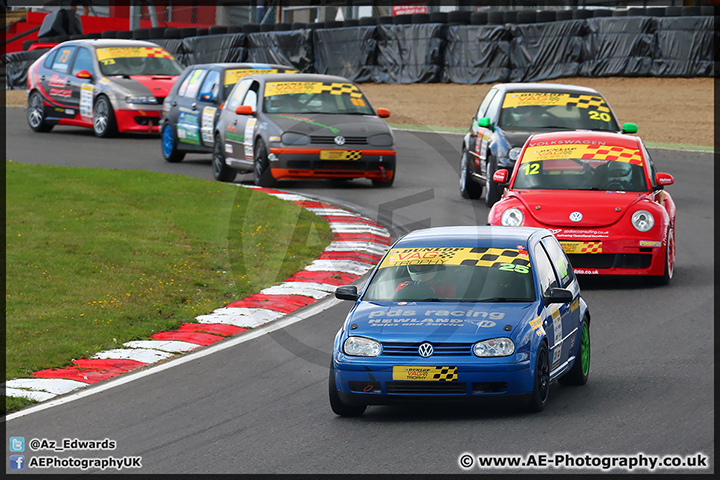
[362,246,536,303]
[222,68,298,100]
[512,142,648,192]
[497,91,620,132]
[96,47,183,76]
[262,81,375,115]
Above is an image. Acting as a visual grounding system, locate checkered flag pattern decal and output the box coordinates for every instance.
[579,242,602,253]
[582,145,643,164]
[345,151,362,161]
[565,94,610,113]
[462,248,531,268]
[431,367,458,381]
[319,83,363,98]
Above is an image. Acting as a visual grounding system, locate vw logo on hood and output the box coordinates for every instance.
[334,135,345,146]
[569,211,583,222]
[418,342,434,358]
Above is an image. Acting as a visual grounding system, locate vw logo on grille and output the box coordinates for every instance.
[569,211,583,222]
[334,135,346,146]
[418,342,434,358]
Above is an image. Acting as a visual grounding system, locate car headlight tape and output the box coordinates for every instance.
[343,336,382,357]
[473,337,515,357]
[501,208,524,227]
[125,96,157,104]
[281,132,310,145]
[631,210,655,232]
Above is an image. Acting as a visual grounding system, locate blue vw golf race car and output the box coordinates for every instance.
[330,226,591,416]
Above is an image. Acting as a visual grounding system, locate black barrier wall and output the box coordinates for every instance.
[3,15,714,89]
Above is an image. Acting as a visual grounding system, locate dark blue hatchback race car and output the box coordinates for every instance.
[330,226,591,416]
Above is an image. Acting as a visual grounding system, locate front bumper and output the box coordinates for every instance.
[333,357,533,406]
[557,234,666,276]
[268,147,395,181]
[115,109,162,133]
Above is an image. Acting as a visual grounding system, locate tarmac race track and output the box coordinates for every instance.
[5,107,714,474]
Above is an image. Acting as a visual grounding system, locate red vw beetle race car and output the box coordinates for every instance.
[488,131,676,284]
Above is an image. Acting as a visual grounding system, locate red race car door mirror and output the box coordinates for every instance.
[235,105,254,115]
[493,169,508,184]
[656,172,674,186]
[75,70,92,79]
[376,108,390,118]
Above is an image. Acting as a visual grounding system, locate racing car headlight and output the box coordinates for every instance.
[281,132,310,145]
[501,208,524,227]
[369,133,394,146]
[125,96,157,104]
[473,337,515,357]
[631,210,655,232]
[508,147,522,162]
[343,336,382,357]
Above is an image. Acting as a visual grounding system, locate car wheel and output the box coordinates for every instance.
[212,135,237,182]
[27,90,53,132]
[483,155,501,207]
[328,361,366,417]
[161,123,186,163]
[253,138,276,187]
[652,227,675,285]
[558,318,590,386]
[526,343,550,412]
[459,148,482,199]
[93,96,117,138]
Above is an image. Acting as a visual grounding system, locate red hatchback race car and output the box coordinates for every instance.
[488,131,676,284]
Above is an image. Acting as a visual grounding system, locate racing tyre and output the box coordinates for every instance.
[161,123,186,163]
[253,139,277,187]
[651,227,675,285]
[212,135,237,182]
[27,91,53,132]
[459,148,482,199]
[328,361,366,417]
[371,170,395,188]
[526,343,550,412]
[93,96,117,137]
[483,155,502,207]
[559,319,590,386]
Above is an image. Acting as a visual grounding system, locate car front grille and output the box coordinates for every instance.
[568,253,652,269]
[286,160,390,171]
[381,342,474,356]
[310,135,367,145]
[386,381,467,394]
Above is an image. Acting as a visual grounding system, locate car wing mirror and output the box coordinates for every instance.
[75,70,92,79]
[493,169,508,184]
[544,287,573,306]
[376,108,390,118]
[656,172,674,187]
[200,93,215,102]
[235,105,254,115]
[477,117,491,128]
[621,122,638,134]
[335,285,359,301]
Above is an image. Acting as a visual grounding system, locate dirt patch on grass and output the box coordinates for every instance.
[9,76,713,147]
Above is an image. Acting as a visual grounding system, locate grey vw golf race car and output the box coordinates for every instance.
[212,73,396,187]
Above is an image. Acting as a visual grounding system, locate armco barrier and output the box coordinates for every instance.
[2,15,714,89]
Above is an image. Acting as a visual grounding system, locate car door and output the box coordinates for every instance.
[47,45,79,114]
[541,235,580,368]
[222,78,253,165]
[69,46,95,121]
[174,67,208,147]
[532,242,569,374]
[197,68,221,147]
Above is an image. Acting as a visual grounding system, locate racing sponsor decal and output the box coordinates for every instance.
[177,108,201,145]
[80,83,94,118]
[502,92,610,113]
[224,68,297,85]
[225,144,233,154]
[379,247,530,271]
[244,118,257,160]
[65,109,74,115]
[99,77,110,85]
[574,269,599,275]
[264,81,363,98]
[49,88,72,98]
[570,298,579,312]
[319,150,362,161]
[95,47,173,62]
[522,143,642,165]
[551,308,562,367]
[367,308,505,327]
[269,136,281,142]
[529,316,545,337]
[48,74,67,87]
[639,240,662,247]
[393,366,458,381]
[555,230,610,239]
[201,106,216,144]
[560,241,602,254]
[271,113,339,134]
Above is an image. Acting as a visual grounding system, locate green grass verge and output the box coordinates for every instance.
[644,141,714,152]
[5,161,332,398]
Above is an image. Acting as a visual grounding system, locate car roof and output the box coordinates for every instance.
[393,226,550,249]
[55,39,166,50]
[526,130,641,148]
[187,62,296,71]
[249,73,353,84]
[493,83,603,96]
